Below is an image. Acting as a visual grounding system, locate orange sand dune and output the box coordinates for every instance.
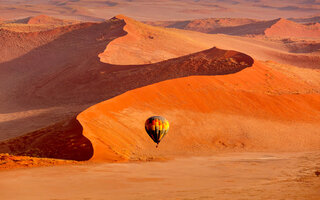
[78,61,320,162]
[0,15,319,162]
[0,47,253,160]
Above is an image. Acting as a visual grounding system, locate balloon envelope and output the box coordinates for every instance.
[145,116,169,145]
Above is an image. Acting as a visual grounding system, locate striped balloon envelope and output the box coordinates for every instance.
[145,116,169,147]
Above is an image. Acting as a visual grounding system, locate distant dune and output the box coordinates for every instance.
[289,16,320,24]
[147,18,320,38]
[145,18,259,34]
[11,15,79,26]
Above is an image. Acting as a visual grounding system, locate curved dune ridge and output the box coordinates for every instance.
[98,16,320,68]
[77,61,320,162]
[98,15,213,65]
[0,46,254,161]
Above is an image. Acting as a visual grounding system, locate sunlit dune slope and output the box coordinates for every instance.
[78,61,320,162]
[99,15,213,65]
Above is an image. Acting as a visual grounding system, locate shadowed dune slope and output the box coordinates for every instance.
[0,22,96,63]
[0,117,93,161]
[78,61,320,162]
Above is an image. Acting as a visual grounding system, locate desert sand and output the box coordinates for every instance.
[0,152,319,200]
[0,6,319,200]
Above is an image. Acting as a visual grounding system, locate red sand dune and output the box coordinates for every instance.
[2,55,319,162]
[78,61,320,162]
[0,47,254,160]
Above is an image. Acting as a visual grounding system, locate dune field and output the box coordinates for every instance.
[0,6,320,200]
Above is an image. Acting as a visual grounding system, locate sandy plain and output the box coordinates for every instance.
[0,152,320,200]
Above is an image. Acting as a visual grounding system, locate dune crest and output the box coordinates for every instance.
[99,15,213,65]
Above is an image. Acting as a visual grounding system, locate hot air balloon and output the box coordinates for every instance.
[145,116,169,148]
